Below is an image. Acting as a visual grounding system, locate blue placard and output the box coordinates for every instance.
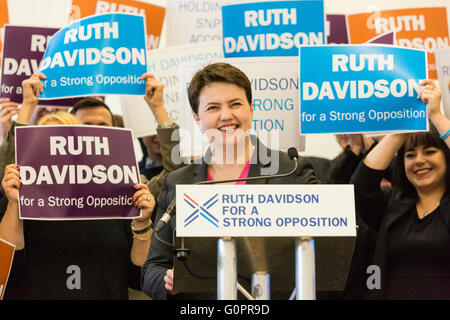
[299,45,428,134]
[222,0,324,58]
[39,13,147,99]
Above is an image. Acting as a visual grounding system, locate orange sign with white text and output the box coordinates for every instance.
[70,0,165,49]
[347,7,450,79]
[0,0,9,66]
[0,239,15,300]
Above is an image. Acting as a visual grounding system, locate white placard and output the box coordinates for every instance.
[120,95,157,138]
[179,57,305,157]
[176,184,356,237]
[166,0,223,45]
[120,42,224,138]
[435,47,450,118]
[178,61,212,157]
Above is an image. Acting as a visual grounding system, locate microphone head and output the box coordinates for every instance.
[287,147,299,161]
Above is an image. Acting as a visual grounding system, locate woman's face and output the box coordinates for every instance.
[404,145,447,193]
[193,82,253,146]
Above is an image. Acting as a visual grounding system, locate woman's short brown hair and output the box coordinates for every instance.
[187,62,252,114]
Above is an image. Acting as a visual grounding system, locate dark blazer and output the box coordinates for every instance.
[141,138,320,300]
[351,161,450,299]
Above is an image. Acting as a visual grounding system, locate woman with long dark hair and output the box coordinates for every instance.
[351,80,450,299]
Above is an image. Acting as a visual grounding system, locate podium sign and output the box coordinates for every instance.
[176,185,356,237]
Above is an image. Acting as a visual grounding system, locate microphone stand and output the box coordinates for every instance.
[295,237,316,300]
[155,150,299,231]
[217,237,238,300]
[196,157,298,185]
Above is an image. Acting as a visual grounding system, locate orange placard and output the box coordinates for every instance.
[347,7,450,79]
[0,0,9,66]
[70,0,165,49]
[0,239,15,300]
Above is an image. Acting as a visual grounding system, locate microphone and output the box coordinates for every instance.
[287,147,299,184]
[288,147,299,162]
[154,197,176,232]
[154,147,300,232]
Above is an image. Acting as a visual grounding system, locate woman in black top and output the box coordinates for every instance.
[0,110,156,299]
[141,62,320,300]
[351,80,450,299]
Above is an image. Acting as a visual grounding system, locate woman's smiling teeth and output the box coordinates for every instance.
[219,124,238,132]
[415,168,431,176]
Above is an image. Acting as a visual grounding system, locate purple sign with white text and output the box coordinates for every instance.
[0,25,82,106]
[326,14,348,44]
[16,126,141,220]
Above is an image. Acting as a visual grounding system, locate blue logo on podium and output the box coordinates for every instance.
[184,193,219,228]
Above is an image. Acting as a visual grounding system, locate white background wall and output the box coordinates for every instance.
[4,0,450,160]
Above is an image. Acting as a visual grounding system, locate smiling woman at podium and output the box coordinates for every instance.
[141,62,320,300]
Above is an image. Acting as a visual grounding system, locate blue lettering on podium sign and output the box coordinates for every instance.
[222,0,324,57]
[39,13,147,99]
[299,45,428,134]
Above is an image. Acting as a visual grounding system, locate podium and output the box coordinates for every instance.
[173,184,356,300]
[174,237,355,300]
[173,236,355,299]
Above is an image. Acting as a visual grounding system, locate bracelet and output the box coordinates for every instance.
[157,119,175,129]
[131,220,153,235]
[133,232,151,241]
[440,128,450,140]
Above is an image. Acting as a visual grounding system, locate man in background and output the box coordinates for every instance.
[138,135,163,181]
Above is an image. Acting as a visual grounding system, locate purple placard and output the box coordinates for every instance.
[326,14,349,44]
[366,31,395,45]
[0,25,83,106]
[16,125,141,220]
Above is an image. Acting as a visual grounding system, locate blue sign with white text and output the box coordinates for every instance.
[39,13,147,99]
[222,0,324,58]
[299,45,428,134]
